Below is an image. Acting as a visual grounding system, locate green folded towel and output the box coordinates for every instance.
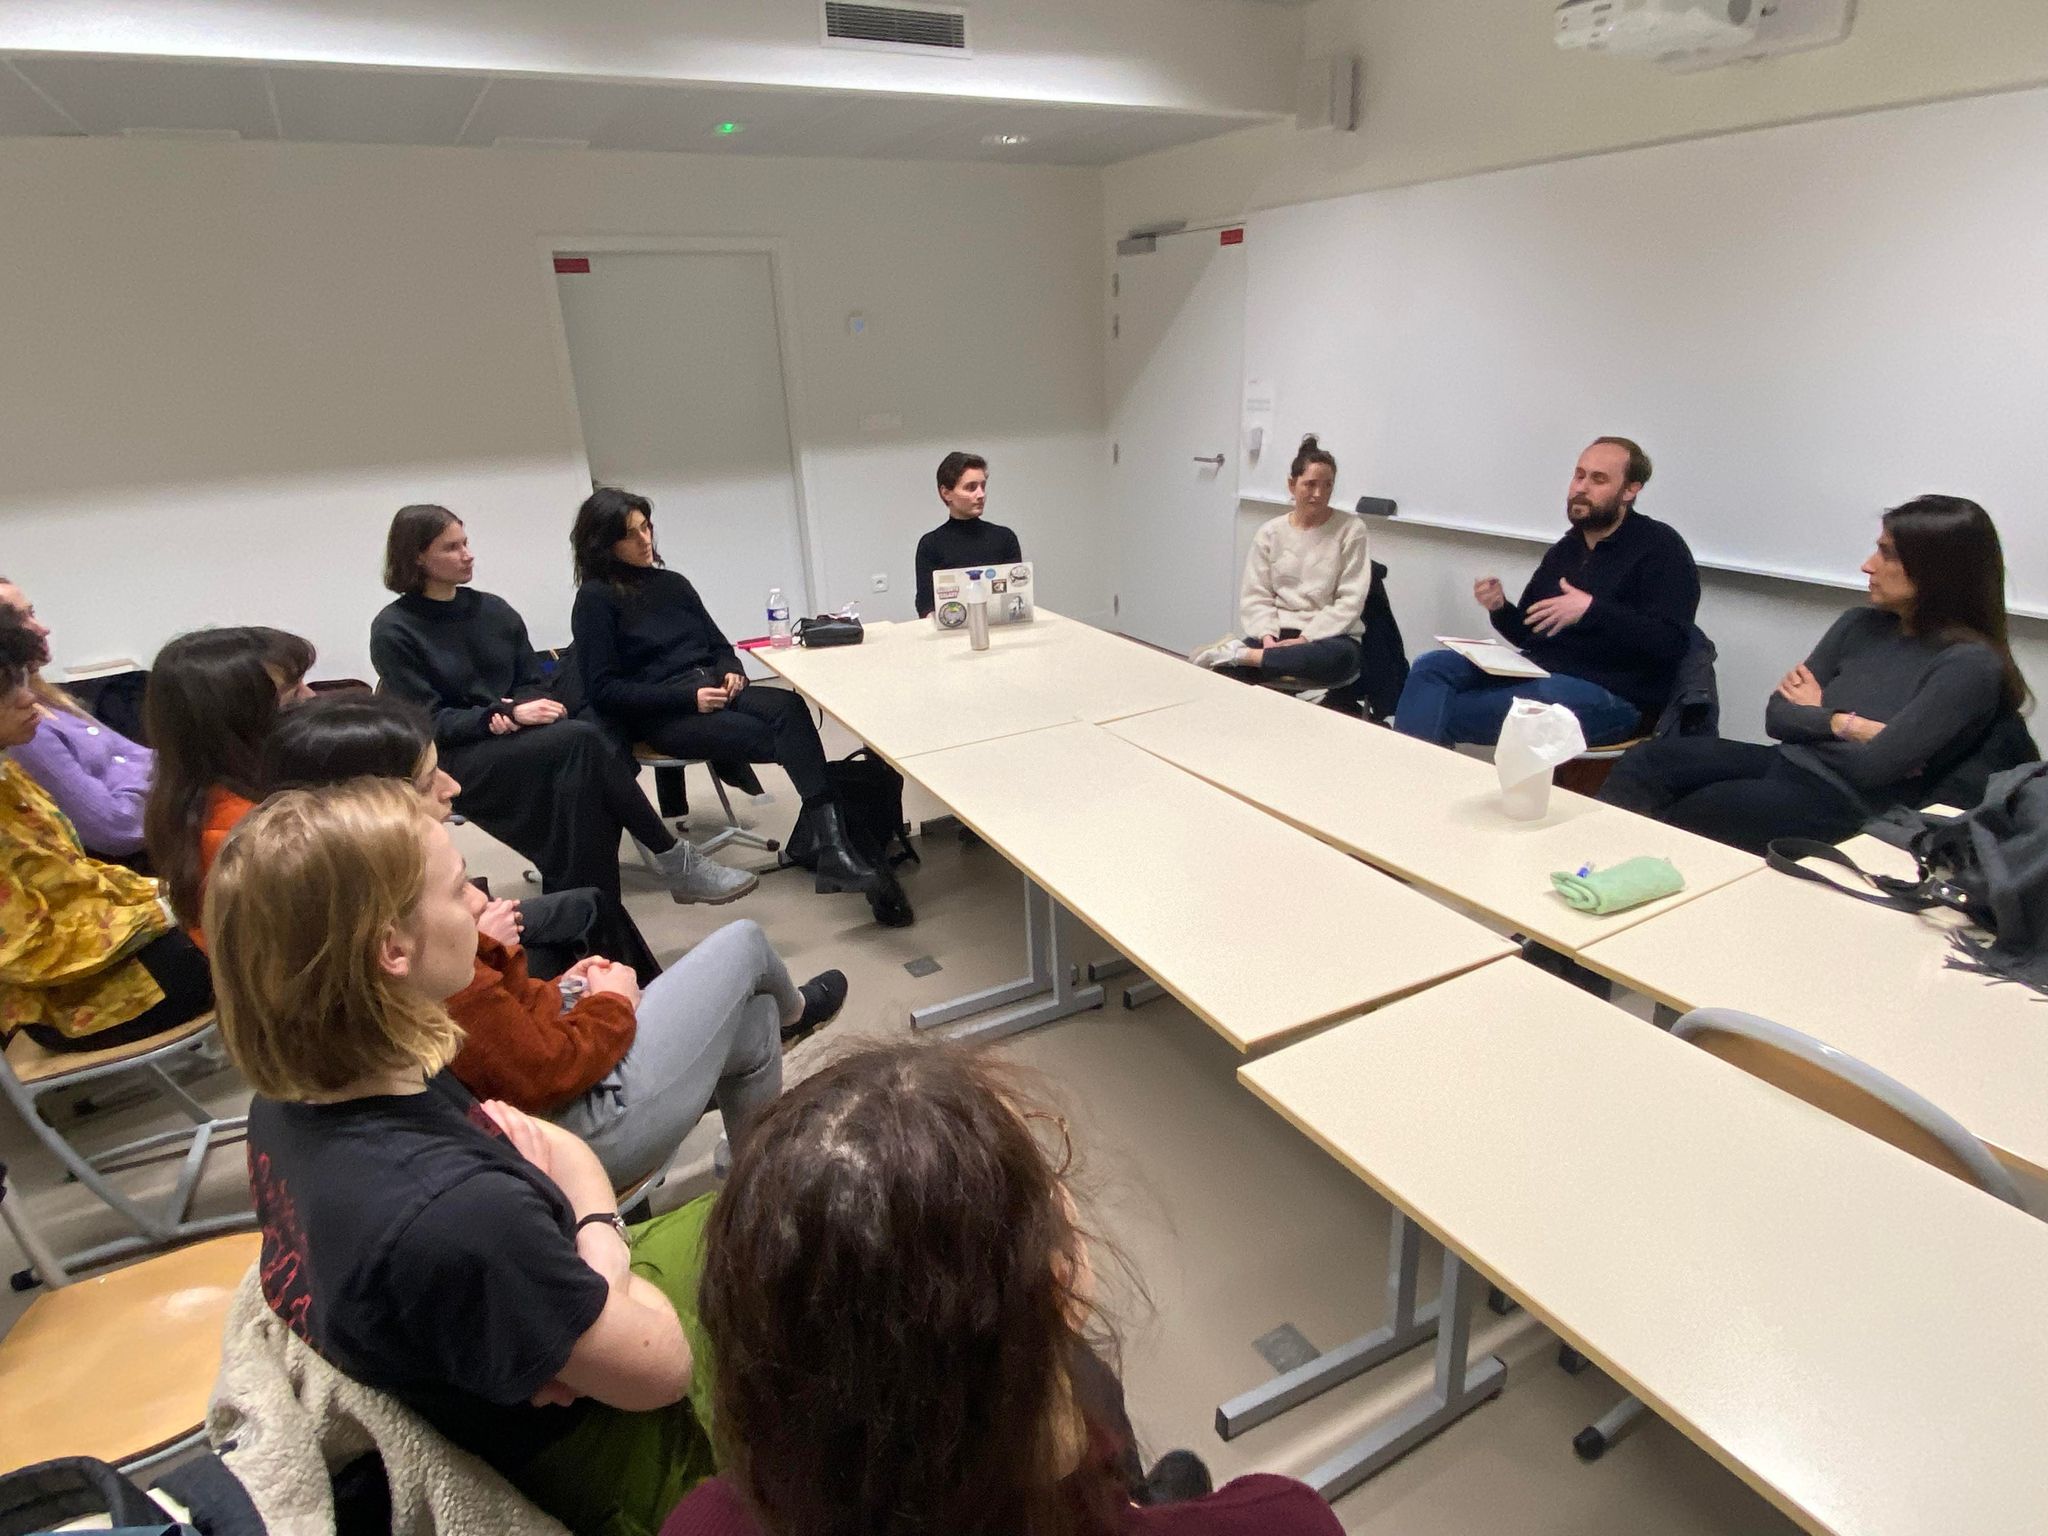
[1549,856,1685,915]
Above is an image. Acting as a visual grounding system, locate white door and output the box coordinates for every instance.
[555,251,811,662]
[1108,230,1245,654]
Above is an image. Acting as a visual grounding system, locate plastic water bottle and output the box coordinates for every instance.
[767,588,792,649]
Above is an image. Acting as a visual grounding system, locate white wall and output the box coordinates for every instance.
[0,0,1303,117]
[1145,0,2048,742]
[0,136,1109,680]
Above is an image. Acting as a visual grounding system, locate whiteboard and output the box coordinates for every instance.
[1241,87,2048,617]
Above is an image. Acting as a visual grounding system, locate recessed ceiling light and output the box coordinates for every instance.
[982,132,1030,147]
[715,121,745,136]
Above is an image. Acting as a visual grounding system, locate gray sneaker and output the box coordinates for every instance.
[649,838,758,905]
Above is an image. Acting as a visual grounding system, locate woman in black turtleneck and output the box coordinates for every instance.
[368,504,754,909]
[568,489,881,899]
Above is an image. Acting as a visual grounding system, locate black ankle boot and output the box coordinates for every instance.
[809,801,882,895]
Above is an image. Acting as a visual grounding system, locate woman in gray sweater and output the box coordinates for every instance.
[1600,496,2031,853]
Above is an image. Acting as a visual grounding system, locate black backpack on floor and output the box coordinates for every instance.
[784,750,919,925]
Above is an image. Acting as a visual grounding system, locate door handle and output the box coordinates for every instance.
[1193,454,1226,468]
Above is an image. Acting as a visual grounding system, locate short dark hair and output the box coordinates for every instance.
[0,613,42,693]
[382,504,462,595]
[1289,433,1337,482]
[1589,436,1653,489]
[571,487,658,588]
[262,692,434,794]
[702,1042,1129,1536]
[936,452,988,494]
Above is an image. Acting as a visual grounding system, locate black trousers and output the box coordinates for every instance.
[1219,632,1362,689]
[514,887,662,987]
[639,687,833,805]
[27,929,215,1052]
[1599,737,1867,854]
[442,719,672,901]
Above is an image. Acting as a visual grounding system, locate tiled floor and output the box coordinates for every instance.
[1,722,1796,1533]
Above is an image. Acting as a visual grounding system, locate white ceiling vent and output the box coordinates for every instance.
[823,2,970,56]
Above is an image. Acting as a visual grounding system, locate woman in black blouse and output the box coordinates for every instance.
[370,503,754,908]
[569,490,879,898]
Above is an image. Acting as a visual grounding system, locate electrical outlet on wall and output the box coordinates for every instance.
[870,573,889,593]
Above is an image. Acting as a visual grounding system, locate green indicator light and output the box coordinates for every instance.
[716,121,742,135]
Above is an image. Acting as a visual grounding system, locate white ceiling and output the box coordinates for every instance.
[0,55,1280,165]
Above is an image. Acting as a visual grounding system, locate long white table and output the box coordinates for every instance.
[903,722,1513,1050]
[1580,857,2048,1181]
[1108,684,1760,953]
[757,609,1232,759]
[1237,957,2048,1533]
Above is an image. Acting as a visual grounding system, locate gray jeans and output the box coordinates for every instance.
[551,919,797,1189]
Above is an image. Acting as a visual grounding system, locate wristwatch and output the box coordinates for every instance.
[575,1210,630,1243]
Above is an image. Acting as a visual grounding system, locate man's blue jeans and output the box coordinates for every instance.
[1392,649,1642,748]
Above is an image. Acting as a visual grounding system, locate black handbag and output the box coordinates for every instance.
[792,615,863,648]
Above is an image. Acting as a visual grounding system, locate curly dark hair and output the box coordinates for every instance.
[700,1042,1130,1536]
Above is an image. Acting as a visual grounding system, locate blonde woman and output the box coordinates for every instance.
[209,781,718,1535]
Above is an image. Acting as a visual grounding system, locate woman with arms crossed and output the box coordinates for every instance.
[1601,496,2031,852]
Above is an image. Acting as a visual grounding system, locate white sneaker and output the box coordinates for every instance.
[1189,637,1250,670]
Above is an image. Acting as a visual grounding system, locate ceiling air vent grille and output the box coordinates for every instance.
[823,2,969,54]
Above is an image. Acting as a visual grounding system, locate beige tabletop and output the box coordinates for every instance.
[756,609,1232,760]
[1107,686,1760,953]
[1583,860,2048,1180]
[907,721,1514,1051]
[1240,958,2048,1536]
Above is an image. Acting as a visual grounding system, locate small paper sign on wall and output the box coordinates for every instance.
[1242,378,1275,470]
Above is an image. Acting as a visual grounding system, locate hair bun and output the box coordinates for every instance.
[1299,433,1320,450]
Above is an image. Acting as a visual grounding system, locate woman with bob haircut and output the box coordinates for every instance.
[210,780,722,1536]
[568,489,881,902]
[260,692,846,1189]
[1602,495,2034,852]
[143,624,316,939]
[660,1041,1341,1536]
[370,501,753,908]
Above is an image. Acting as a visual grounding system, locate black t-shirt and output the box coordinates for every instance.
[914,517,1024,617]
[247,1071,610,1474]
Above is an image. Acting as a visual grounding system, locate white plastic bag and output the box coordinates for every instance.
[1496,699,1586,820]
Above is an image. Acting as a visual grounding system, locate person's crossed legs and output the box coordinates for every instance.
[1392,649,1640,748]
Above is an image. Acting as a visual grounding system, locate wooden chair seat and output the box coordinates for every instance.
[0,1232,259,1473]
[3,1013,218,1087]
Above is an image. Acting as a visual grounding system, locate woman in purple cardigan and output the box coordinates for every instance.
[0,577,152,859]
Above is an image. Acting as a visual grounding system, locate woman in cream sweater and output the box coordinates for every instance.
[1191,435,1371,690]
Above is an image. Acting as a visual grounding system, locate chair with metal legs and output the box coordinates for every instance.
[1560,1006,2027,1460]
[0,1015,254,1287]
[628,749,780,872]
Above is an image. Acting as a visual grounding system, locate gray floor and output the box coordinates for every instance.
[1,718,1797,1534]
